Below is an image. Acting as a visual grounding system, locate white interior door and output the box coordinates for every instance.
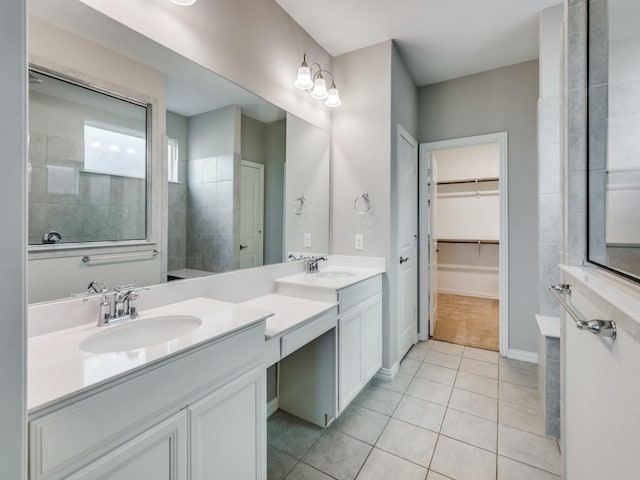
[397,126,418,359]
[427,156,438,338]
[240,161,264,269]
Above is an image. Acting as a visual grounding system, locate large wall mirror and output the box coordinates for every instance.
[588,0,640,282]
[28,0,330,303]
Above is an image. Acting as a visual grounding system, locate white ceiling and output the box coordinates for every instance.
[275,0,562,86]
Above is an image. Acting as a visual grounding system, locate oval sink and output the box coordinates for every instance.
[313,271,358,279]
[80,315,203,353]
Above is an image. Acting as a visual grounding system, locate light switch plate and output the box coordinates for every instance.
[304,233,312,248]
[355,234,364,250]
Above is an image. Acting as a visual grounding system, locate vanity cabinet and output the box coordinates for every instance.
[65,412,188,480]
[337,276,382,412]
[29,323,266,480]
[189,366,265,480]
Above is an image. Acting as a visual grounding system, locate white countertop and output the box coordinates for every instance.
[239,294,337,338]
[275,266,385,292]
[536,314,561,338]
[28,297,272,412]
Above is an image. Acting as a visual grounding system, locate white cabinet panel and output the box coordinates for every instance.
[360,297,383,382]
[66,412,187,480]
[337,277,382,414]
[189,366,266,480]
[338,308,363,412]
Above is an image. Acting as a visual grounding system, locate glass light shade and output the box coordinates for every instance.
[310,77,329,100]
[325,87,342,107]
[294,66,313,90]
[170,0,197,5]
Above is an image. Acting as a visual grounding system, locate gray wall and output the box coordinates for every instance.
[167,111,189,273]
[390,42,419,360]
[285,114,330,255]
[264,120,286,265]
[0,0,26,476]
[241,115,266,164]
[332,40,418,370]
[187,105,240,273]
[418,60,540,353]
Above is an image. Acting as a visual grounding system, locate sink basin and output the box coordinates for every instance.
[313,271,358,279]
[80,315,203,353]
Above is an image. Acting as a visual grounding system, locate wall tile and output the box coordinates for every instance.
[567,3,588,92]
[217,180,233,208]
[588,84,608,171]
[539,97,561,146]
[588,0,609,87]
[567,88,587,172]
[567,171,587,265]
[538,143,561,195]
[539,194,561,244]
[28,131,47,167]
[201,156,217,183]
[217,154,234,181]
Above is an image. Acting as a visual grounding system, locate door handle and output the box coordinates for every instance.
[240,244,248,250]
[400,256,409,264]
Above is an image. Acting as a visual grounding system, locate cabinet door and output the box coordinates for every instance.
[360,294,383,383]
[189,366,266,480]
[65,412,187,480]
[338,308,363,412]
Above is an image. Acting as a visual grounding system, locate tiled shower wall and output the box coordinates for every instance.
[538,7,563,318]
[185,153,237,272]
[185,106,240,273]
[167,112,188,273]
[537,6,564,439]
[28,131,146,245]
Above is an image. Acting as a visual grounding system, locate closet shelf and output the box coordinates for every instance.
[437,176,499,185]
[437,239,499,245]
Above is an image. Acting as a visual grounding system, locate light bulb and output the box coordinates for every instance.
[170,0,197,5]
[325,87,341,107]
[310,77,329,100]
[294,65,313,90]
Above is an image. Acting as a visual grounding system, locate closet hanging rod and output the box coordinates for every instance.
[437,239,499,244]
[437,176,499,185]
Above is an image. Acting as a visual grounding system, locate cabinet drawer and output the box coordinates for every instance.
[265,337,280,367]
[29,324,264,480]
[281,308,337,358]
[338,275,382,314]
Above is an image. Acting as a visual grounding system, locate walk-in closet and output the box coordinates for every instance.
[423,140,502,351]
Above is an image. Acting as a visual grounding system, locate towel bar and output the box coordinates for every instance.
[549,284,616,340]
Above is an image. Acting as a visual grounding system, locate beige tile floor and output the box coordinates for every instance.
[267,340,561,480]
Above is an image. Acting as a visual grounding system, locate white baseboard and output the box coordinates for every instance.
[507,348,538,364]
[374,361,399,381]
[437,288,499,300]
[267,397,279,417]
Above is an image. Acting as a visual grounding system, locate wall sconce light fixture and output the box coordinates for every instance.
[294,54,341,108]
[170,0,197,6]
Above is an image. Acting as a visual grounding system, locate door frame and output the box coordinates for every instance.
[418,132,509,356]
[396,124,419,360]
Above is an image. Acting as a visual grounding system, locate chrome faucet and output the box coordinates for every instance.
[84,282,145,326]
[305,256,327,275]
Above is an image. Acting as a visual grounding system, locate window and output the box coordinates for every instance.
[28,69,149,245]
[168,137,179,183]
[83,121,146,178]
